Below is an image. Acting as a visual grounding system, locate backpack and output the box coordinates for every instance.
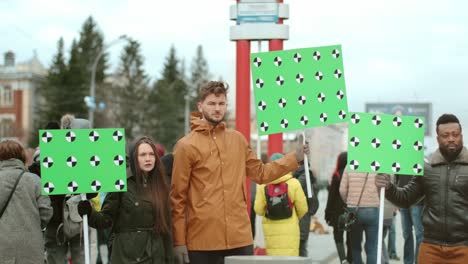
[57,195,82,244]
[264,181,293,220]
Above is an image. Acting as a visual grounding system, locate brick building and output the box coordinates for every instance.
[0,51,47,143]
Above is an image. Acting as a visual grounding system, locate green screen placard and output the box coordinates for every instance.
[251,45,349,135]
[347,112,425,175]
[39,128,127,195]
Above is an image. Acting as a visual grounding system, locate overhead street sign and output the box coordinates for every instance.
[237,2,278,24]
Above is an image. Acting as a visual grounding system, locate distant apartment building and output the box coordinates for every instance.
[0,51,47,143]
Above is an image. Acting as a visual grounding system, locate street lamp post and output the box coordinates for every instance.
[184,95,190,134]
[88,35,128,127]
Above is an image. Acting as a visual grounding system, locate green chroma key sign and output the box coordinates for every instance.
[347,113,425,175]
[39,128,127,195]
[251,45,349,135]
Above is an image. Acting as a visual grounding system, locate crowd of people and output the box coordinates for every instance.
[0,80,467,264]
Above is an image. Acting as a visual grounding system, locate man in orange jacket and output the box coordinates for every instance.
[171,81,309,264]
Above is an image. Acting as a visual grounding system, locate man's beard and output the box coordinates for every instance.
[440,145,463,162]
[202,110,224,125]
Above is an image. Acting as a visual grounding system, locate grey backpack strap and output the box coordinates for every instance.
[0,170,26,218]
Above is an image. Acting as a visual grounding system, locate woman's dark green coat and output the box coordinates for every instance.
[88,176,174,264]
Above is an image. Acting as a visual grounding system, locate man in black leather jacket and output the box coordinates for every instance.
[376,114,468,263]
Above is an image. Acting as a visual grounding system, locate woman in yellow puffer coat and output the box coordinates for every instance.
[254,153,309,256]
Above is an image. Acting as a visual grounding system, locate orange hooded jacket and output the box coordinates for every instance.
[170,112,299,250]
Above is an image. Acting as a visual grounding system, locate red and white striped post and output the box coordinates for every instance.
[230,0,290,216]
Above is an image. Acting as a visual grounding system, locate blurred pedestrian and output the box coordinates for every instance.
[254,153,308,256]
[386,210,401,261]
[395,174,422,264]
[340,169,380,264]
[44,116,88,264]
[155,143,165,158]
[0,139,53,263]
[325,152,352,263]
[160,153,173,185]
[381,180,397,264]
[293,162,319,257]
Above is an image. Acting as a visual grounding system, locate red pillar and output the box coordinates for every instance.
[236,41,251,141]
[236,39,252,216]
[268,0,284,158]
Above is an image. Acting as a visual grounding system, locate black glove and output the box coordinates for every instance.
[77,200,92,216]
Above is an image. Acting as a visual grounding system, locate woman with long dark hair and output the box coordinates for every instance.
[78,137,174,263]
[325,152,352,264]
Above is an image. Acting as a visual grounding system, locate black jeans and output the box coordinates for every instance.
[188,245,253,264]
[333,227,353,263]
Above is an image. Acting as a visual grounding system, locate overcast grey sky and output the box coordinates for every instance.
[1,0,467,150]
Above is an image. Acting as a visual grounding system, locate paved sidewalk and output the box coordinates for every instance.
[306,190,404,263]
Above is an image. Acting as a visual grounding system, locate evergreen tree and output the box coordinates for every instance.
[77,16,107,84]
[189,45,211,109]
[114,39,149,140]
[38,37,68,122]
[67,16,107,123]
[65,39,88,117]
[31,38,68,146]
[32,16,108,144]
[148,46,188,150]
